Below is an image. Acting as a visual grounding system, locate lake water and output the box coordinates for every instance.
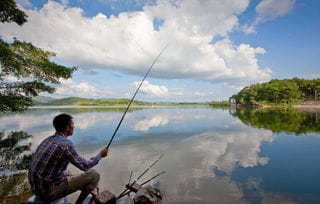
[1,107,320,204]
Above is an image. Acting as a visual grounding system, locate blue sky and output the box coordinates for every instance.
[1,0,319,102]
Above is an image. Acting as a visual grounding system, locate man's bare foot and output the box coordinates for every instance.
[90,187,99,197]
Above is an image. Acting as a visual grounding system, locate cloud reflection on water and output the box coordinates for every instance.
[77,128,274,203]
[1,107,303,203]
[133,114,169,132]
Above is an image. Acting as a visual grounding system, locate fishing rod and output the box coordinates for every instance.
[118,171,166,199]
[140,170,165,186]
[117,154,164,199]
[106,45,168,149]
[124,170,133,198]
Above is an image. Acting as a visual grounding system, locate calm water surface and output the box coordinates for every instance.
[1,107,320,204]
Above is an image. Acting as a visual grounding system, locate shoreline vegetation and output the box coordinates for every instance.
[230,78,320,108]
[31,78,320,110]
[32,96,320,109]
[33,96,231,108]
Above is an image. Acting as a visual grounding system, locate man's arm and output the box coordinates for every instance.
[65,145,108,171]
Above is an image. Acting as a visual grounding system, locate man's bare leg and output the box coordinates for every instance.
[91,187,99,197]
[75,185,97,204]
[71,170,100,204]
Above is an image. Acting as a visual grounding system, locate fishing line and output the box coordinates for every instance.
[106,45,168,148]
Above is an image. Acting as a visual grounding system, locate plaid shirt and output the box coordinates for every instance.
[28,132,102,195]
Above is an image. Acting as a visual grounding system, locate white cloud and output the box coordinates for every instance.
[132,80,168,96]
[0,0,272,86]
[54,79,111,98]
[243,0,295,34]
[133,114,169,131]
[256,0,295,21]
[16,0,33,9]
[195,91,206,97]
[145,0,249,38]
[59,0,69,5]
[224,83,243,92]
[73,112,115,130]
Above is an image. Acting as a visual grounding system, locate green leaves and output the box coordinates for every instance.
[0,39,76,112]
[0,0,28,25]
[231,78,320,106]
[9,39,76,82]
[0,0,76,112]
[0,93,32,112]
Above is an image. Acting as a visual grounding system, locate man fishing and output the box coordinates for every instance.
[28,113,109,203]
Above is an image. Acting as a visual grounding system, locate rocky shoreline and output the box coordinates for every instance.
[295,100,320,108]
[294,101,320,113]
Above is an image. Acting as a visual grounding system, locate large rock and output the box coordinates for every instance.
[94,190,116,204]
[133,185,162,204]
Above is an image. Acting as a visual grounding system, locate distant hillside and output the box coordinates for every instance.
[34,97,152,106]
[33,97,210,107]
[33,96,55,104]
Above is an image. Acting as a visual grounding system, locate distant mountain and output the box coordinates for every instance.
[33,97,152,106]
[33,96,55,104]
[46,97,95,105]
[33,97,210,106]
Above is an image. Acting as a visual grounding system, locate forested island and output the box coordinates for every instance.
[230,78,320,107]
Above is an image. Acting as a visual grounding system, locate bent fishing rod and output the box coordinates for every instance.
[106,45,168,149]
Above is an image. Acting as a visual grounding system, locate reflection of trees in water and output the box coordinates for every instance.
[0,131,33,171]
[0,172,33,203]
[0,131,33,203]
[232,108,320,135]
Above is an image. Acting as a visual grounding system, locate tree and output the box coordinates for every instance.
[0,0,76,111]
[0,0,27,25]
[232,78,318,106]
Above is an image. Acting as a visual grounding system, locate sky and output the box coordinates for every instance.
[1,0,319,102]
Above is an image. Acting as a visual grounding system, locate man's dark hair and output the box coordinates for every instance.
[53,113,73,132]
